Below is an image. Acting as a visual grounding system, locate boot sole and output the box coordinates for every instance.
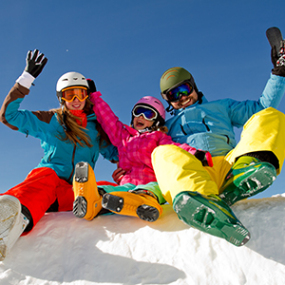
[102,194,124,212]
[0,196,27,261]
[137,205,160,222]
[73,196,87,218]
[221,164,276,205]
[174,193,250,247]
[102,194,160,222]
[73,162,89,219]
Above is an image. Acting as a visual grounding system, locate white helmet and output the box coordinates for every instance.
[56,71,89,102]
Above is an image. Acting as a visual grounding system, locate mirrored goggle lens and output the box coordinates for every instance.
[61,87,88,102]
[166,83,193,102]
[133,106,158,121]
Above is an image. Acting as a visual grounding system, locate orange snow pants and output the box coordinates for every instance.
[3,167,74,231]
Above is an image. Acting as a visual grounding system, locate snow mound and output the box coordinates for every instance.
[1,195,285,285]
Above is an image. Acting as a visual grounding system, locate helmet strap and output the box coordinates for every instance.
[166,102,174,115]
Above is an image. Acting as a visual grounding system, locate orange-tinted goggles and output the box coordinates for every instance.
[61,86,88,102]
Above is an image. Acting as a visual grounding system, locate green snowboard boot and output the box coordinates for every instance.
[220,156,277,206]
[173,191,250,247]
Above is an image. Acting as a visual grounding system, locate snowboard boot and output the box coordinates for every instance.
[102,189,163,222]
[173,191,250,247]
[219,156,277,206]
[0,195,29,261]
[73,162,102,221]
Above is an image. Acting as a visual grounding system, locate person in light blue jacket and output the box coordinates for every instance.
[164,74,284,157]
[151,39,285,246]
[0,50,118,261]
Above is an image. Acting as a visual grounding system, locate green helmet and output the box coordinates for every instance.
[160,67,197,101]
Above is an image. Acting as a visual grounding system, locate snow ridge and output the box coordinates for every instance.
[1,195,285,285]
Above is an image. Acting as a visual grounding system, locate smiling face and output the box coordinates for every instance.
[170,89,199,110]
[133,115,154,131]
[65,97,87,110]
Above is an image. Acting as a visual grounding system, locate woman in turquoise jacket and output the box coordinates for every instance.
[0,50,118,261]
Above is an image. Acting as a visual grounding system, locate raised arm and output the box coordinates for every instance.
[89,89,130,148]
[0,49,50,136]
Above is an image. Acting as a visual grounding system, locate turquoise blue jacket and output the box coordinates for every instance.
[0,83,118,183]
[166,74,285,157]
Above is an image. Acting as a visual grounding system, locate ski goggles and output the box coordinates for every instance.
[61,86,88,102]
[132,105,158,121]
[162,82,193,103]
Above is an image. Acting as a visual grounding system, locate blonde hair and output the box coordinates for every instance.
[54,98,111,148]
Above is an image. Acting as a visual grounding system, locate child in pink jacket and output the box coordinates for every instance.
[73,80,212,223]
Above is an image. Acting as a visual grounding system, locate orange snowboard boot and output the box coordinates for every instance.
[102,190,163,222]
[73,162,102,221]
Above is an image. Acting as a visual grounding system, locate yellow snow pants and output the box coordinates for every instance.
[152,107,285,205]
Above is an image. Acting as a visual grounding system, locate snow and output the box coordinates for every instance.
[1,195,285,285]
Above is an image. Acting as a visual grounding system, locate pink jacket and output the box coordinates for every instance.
[90,92,197,185]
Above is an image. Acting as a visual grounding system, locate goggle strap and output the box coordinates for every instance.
[61,86,88,92]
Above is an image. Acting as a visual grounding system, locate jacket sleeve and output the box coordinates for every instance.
[99,141,119,163]
[259,73,285,108]
[90,92,130,148]
[228,73,285,127]
[0,83,54,138]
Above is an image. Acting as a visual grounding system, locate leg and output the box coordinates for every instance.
[72,163,150,220]
[226,107,285,173]
[152,145,250,246]
[152,145,219,204]
[102,182,163,222]
[4,167,65,228]
[221,107,285,205]
[0,167,65,260]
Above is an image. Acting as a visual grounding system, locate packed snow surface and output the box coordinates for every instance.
[1,194,285,285]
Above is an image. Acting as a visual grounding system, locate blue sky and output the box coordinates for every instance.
[0,0,284,199]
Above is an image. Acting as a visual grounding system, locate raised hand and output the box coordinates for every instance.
[87,79,97,93]
[25,49,48,78]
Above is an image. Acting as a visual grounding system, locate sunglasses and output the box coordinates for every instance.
[61,86,88,102]
[162,82,193,103]
[132,105,158,121]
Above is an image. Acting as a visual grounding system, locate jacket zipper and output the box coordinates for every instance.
[67,145,77,183]
[202,118,210,131]
[180,125,187,135]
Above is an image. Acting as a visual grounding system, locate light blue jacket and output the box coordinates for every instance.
[166,74,285,157]
[0,83,118,183]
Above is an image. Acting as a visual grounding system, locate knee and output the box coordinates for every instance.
[259,107,285,121]
[152,145,183,160]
